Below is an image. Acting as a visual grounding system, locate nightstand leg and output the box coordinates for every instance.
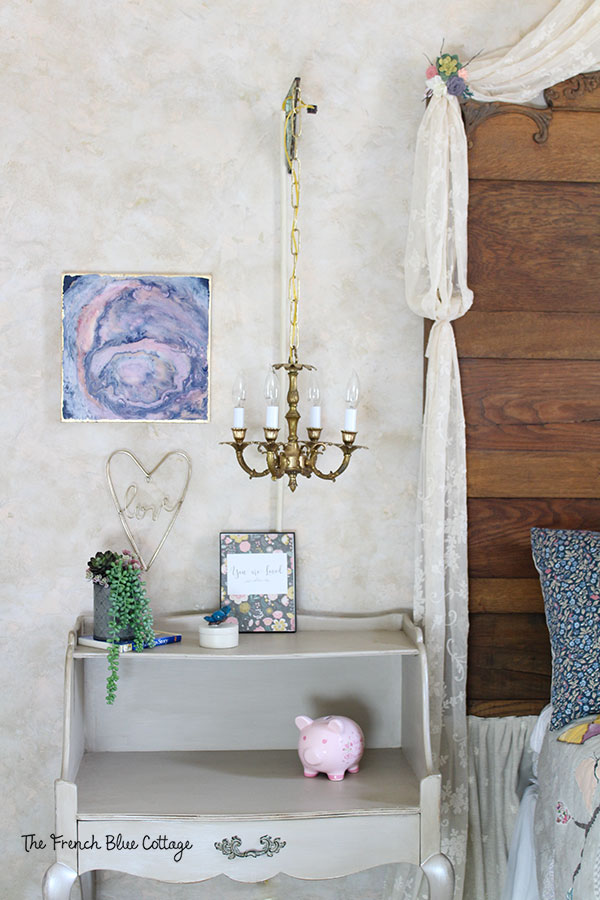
[80,870,96,900]
[42,862,77,900]
[421,853,454,900]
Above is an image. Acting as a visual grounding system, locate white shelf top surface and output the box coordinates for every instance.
[75,749,420,821]
[74,630,417,660]
[73,613,419,660]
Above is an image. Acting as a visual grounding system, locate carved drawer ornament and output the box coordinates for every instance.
[214,835,287,860]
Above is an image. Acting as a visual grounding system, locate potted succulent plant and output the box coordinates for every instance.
[86,549,155,704]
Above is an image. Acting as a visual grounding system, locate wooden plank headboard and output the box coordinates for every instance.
[458,72,600,716]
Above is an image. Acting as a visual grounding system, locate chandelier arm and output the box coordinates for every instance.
[263,446,288,480]
[221,442,272,479]
[308,445,358,482]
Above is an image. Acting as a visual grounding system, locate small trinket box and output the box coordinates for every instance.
[198,617,239,649]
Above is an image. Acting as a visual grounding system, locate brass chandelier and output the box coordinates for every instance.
[223,78,364,492]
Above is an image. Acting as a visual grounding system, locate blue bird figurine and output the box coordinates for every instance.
[204,604,232,626]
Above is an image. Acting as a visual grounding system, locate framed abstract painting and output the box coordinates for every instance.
[220,533,296,633]
[61,273,211,422]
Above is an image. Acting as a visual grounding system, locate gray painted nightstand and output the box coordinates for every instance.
[43,612,453,899]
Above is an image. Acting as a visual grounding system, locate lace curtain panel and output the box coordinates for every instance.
[404,2,600,897]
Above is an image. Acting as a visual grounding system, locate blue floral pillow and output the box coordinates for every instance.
[531,528,600,731]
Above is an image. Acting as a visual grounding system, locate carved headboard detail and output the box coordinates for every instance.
[460,98,552,146]
[460,71,600,149]
[544,71,600,107]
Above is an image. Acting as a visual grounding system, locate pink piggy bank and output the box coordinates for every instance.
[295,714,364,781]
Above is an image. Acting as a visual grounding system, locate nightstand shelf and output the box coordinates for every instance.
[43,612,453,899]
[72,628,418,660]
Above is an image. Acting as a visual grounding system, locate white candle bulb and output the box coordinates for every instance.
[232,372,246,428]
[264,370,280,429]
[344,370,360,432]
[307,371,321,429]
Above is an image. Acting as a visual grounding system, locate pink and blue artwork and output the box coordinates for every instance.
[62,274,211,421]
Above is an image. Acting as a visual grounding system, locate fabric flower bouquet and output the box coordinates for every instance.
[425,52,473,101]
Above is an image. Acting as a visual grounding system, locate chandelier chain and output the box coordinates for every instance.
[283,90,310,365]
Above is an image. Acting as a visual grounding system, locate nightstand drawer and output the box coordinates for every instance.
[77,814,420,881]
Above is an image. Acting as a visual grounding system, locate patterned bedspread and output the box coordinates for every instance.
[535,716,600,899]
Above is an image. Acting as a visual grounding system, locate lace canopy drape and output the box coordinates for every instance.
[404,2,600,897]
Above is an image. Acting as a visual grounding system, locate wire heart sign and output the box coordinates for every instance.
[106,449,192,571]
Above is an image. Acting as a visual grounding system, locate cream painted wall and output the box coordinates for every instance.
[1,1,555,897]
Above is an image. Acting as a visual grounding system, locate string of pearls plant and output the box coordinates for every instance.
[223,78,364,492]
[87,550,155,704]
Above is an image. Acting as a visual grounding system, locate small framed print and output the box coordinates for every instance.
[220,533,296,633]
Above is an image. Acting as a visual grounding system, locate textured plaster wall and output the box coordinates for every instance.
[1,1,555,897]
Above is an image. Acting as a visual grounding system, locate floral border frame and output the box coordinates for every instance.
[219,532,296,633]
